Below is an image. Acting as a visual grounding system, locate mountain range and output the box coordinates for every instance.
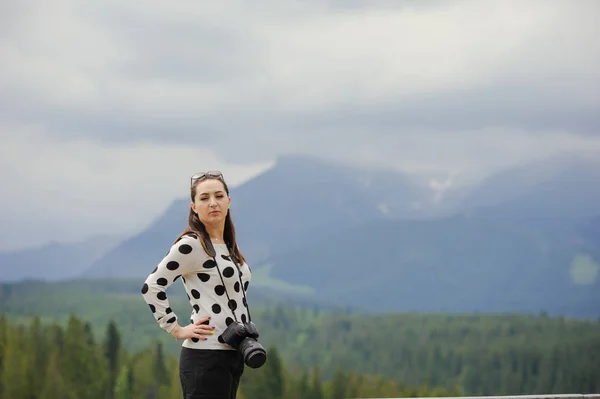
[0,235,121,282]
[1,152,599,317]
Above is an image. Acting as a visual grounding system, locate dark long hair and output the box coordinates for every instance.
[175,176,246,266]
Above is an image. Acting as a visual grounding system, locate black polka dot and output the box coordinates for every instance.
[186,233,198,240]
[182,276,186,283]
[234,282,240,292]
[157,292,167,300]
[141,283,148,294]
[190,319,194,324]
[173,275,181,282]
[193,304,200,313]
[244,281,249,291]
[179,244,193,254]
[221,255,231,261]
[166,307,172,314]
[214,285,225,296]
[157,278,168,286]
[167,261,179,270]
[191,289,201,299]
[243,297,247,307]
[151,266,158,274]
[197,273,210,282]
[166,316,176,324]
[223,267,235,278]
[192,337,200,343]
[228,300,237,311]
[203,259,217,269]
[218,335,225,344]
[241,314,247,323]
[225,317,234,326]
[187,293,190,301]
[212,304,221,314]
[149,304,156,313]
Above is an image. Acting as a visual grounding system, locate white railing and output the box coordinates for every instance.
[358,395,600,399]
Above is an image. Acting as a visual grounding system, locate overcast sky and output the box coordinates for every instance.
[1,0,599,250]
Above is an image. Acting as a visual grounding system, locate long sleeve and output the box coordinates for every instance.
[141,235,205,333]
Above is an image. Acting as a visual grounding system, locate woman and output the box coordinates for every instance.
[141,170,258,399]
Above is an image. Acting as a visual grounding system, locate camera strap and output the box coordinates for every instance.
[205,238,253,324]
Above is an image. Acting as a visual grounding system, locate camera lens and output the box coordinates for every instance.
[240,338,267,368]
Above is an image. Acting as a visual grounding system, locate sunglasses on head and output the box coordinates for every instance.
[190,170,224,186]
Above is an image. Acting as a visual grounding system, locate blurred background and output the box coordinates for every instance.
[1,0,599,398]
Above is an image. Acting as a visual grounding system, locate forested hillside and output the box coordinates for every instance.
[2,279,599,396]
[0,314,462,399]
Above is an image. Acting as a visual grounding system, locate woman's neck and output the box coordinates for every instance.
[205,224,225,242]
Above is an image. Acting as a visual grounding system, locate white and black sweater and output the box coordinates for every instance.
[141,234,252,350]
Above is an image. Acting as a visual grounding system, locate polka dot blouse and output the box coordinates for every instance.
[141,234,252,350]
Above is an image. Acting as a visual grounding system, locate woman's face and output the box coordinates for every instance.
[191,179,231,226]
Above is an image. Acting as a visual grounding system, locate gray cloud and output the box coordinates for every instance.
[2,0,598,146]
[1,0,599,249]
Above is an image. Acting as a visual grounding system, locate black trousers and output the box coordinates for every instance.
[179,347,245,399]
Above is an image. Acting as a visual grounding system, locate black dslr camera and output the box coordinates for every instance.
[220,320,267,368]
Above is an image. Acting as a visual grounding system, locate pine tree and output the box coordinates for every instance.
[129,347,155,398]
[0,326,30,398]
[0,315,7,399]
[104,320,121,399]
[294,368,311,399]
[263,346,285,399]
[346,371,362,399]
[329,368,348,399]
[83,321,95,346]
[153,340,169,386]
[61,314,109,398]
[307,366,324,399]
[114,365,134,399]
[39,349,68,399]
[167,361,183,399]
[25,316,48,397]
